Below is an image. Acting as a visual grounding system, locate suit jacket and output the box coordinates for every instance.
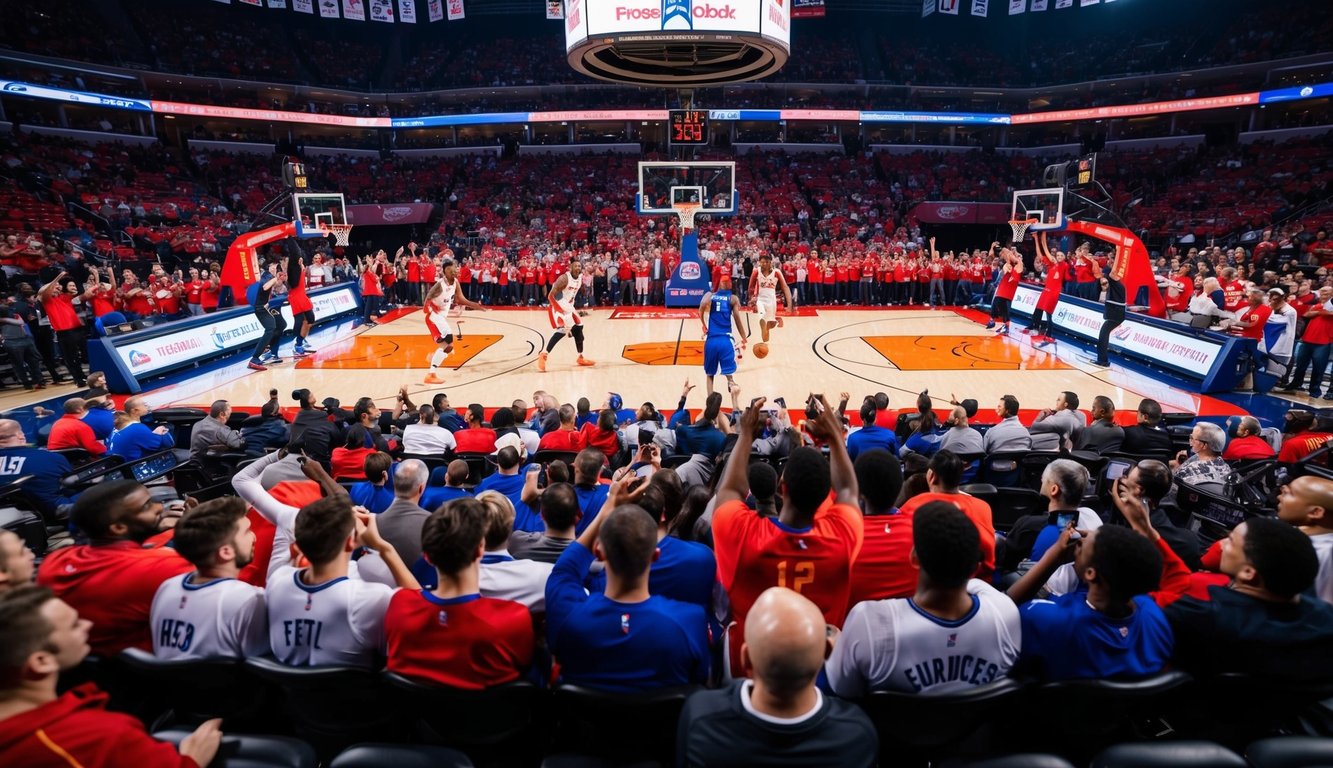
[1120,425,1174,457]
[377,497,431,567]
[1075,420,1125,455]
[1029,409,1086,453]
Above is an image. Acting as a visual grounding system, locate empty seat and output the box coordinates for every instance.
[1091,740,1246,768]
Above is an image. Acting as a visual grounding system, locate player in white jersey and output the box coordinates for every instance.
[746,252,794,344]
[537,260,595,372]
[826,503,1020,698]
[423,258,489,385]
[265,496,420,667]
[151,497,268,660]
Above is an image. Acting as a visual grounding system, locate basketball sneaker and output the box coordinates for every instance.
[985,320,996,329]
[247,361,267,372]
[297,343,317,353]
[576,355,596,367]
[995,325,1009,334]
[537,351,547,372]
[424,371,446,385]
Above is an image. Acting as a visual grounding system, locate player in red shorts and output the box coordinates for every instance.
[283,242,318,357]
[421,258,489,385]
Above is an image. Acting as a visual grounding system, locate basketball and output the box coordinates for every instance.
[753,343,769,359]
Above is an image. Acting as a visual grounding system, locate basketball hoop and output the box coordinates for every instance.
[674,203,701,232]
[323,223,353,247]
[1009,219,1039,243]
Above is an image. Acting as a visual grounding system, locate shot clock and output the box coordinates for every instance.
[668,109,710,147]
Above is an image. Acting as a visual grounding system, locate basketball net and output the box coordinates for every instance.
[1008,218,1039,243]
[674,203,701,232]
[324,223,353,247]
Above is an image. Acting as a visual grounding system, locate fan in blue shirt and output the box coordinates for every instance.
[547,493,711,693]
[1013,525,1174,681]
[476,462,542,532]
[846,401,898,461]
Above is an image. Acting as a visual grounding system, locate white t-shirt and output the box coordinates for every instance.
[266,565,395,668]
[151,574,268,660]
[479,551,553,611]
[1312,533,1333,605]
[402,423,458,455]
[826,579,1021,699]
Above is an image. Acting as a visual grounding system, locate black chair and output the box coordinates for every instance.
[1246,736,1333,768]
[381,672,541,763]
[153,729,318,768]
[1179,673,1333,748]
[1027,671,1193,757]
[170,460,235,502]
[119,648,272,731]
[1018,452,1060,490]
[244,657,404,761]
[981,451,1028,487]
[961,755,1076,768]
[149,407,208,447]
[402,453,453,473]
[1162,412,1198,428]
[330,743,474,768]
[532,449,579,467]
[454,452,493,486]
[548,684,698,766]
[1090,740,1246,768]
[954,451,984,483]
[991,487,1043,532]
[58,454,128,492]
[1066,450,1109,483]
[959,482,998,514]
[859,676,1029,765]
[1,500,47,556]
[1173,479,1262,543]
[661,453,694,469]
[50,447,95,467]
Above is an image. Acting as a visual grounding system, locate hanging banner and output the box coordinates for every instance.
[427,0,443,20]
[266,0,286,7]
[792,0,825,17]
[546,0,562,19]
[922,0,935,16]
[239,0,261,5]
[938,0,960,15]
[293,0,314,12]
[446,0,463,19]
[342,0,365,20]
[1008,0,1024,13]
[369,0,394,20]
[1055,0,1073,6]
[1030,0,1047,9]
[1080,0,1099,5]
[970,0,987,16]
[318,0,340,17]
[398,0,416,21]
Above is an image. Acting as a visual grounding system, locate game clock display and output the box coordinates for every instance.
[668,110,709,146]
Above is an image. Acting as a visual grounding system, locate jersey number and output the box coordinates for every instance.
[777,561,815,593]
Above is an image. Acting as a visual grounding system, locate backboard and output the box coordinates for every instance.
[1010,187,1066,232]
[637,162,736,217]
[293,193,348,239]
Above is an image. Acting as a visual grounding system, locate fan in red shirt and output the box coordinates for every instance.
[46,400,107,456]
[712,396,864,675]
[579,408,622,459]
[1229,289,1272,341]
[35,480,192,655]
[1218,268,1248,313]
[987,248,1023,334]
[386,498,534,689]
[86,266,119,317]
[284,244,317,356]
[0,585,223,768]
[538,405,587,453]
[1029,236,1069,342]
[37,271,91,388]
[845,449,914,606]
[153,276,182,317]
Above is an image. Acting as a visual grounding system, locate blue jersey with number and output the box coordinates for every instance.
[707,290,733,338]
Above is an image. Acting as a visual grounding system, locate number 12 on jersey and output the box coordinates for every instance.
[777,560,814,593]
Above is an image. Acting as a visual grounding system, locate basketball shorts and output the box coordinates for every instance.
[635,276,649,293]
[704,335,737,376]
[424,311,455,342]
[756,299,776,322]
[548,304,579,330]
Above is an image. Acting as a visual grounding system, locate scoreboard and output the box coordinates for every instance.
[668,110,710,147]
[1069,153,1097,191]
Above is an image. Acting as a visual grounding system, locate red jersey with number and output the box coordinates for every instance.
[385,590,534,690]
[1236,304,1271,340]
[407,260,420,282]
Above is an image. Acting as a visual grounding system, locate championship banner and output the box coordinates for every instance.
[446,0,463,19]
[319,0,340,17]
[1030,0,1047,10]
[970,0,987,16]
[546,0,562,19]
[293,0,314,12]
[342,0,365,20]
[266,0,286,8]
[399,0,416,21]
[1008,0,1024,13]
[240,0,261,5]
[369,0,394,21]
[427,0,443,20]
[922,0,935,16]
[938,0,960,15]
[1080,0,1098,5]
[1055,0,1073,7]
[792,0,825,18]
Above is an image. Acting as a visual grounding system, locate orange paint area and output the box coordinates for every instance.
[623,341,705,366]
[862,335,1072,371]
[295,334,501,370]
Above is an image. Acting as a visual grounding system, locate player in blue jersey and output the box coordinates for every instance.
[698,274,748,397]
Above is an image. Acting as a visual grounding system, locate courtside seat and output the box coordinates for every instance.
[1177,673,1333,748]
[1090,740,1246,768]
[991,487,1043,532]
[153,729,318,768]
[547,684,698,767]
[859,676,1029,764]
[119,648,272,731]
[981,451,1028,487]
[330,743,473,768]
[381,672,541,763]
[454,452,494,486]
[1026,671,1192,759]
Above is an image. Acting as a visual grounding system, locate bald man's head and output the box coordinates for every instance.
[742,587,828,697]
[1278,475,1333,530]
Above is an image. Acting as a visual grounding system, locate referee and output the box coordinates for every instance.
[1095,249,1127,367]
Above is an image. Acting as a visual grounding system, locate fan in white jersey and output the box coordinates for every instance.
[536,260,595,372]
[746,252,794,345]
[151,497,268,660]
[423,258,489,385]
[265,496,420,667]
[826,502,1020,698]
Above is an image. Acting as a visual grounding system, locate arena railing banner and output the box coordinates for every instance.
[345,202,434,226]
[792,0,824,18]
[1009,92,1261,125]
[90,284,360,394]
[911,201,1011,225]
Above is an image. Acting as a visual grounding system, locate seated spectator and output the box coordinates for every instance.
[240,397,290,457]
[150,497,267,659]
[0,419,74,518]
[189,400,244,461]
[1120,398,1173,457]
[290,388,342,467]
[901,408,944,458]
[571,448,610,535]
[385,497,534,689]
[1277,410,1333,463]
[678,587,877,768]
[420,459,474,510]
[1168,422,1231,500]
[1074,396,1125,454]
[347,452,395,514]
[0,530,36,593]
[828,502,1020,697]
[330,425,375,480]
[476,437,541,531]
[107,397,177,462]
[1010,524,1173,681]
[983,395,1031,454]
[1029,391,1085,453]
[938,404,983,455]
[1165,517,1333,682]
[999,460,1101,574]
[46,399,106,456]
[1125,459,1201,570]
[0,586,223,768]
[476,490,552,611]
[36,480,191,655]
[546,488,711,691]
[897,450,996,578]
[538,404,587,453]
[402,404,457,456]
[579,408,622,465]
[453,404,498,453]
[675,392,727,458]
[376,459,431,567]
[846,399,897,460]
[1276,475,1333,603]
[1223,416,1276,460]
[509,481,579,563]
[847,449,911,605]
[81,396,117,443]
[266,498,417,667]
